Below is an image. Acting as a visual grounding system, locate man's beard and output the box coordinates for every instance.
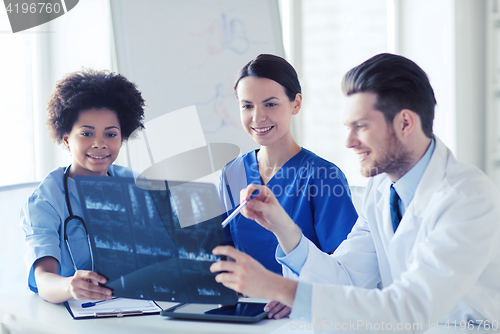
[361,130,413,179]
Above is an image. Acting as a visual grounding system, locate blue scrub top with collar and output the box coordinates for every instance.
[219,148,358,274]
[20,164,133,293]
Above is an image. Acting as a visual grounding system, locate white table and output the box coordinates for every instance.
[1,290,498,334]
[0,289,287,334]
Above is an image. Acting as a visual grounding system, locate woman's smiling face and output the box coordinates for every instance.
[63,108,122,177]
[237,76,301,148]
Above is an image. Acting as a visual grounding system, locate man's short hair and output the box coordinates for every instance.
[342,53,436,138]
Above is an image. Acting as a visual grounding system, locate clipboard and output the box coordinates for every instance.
[64,298,162,319]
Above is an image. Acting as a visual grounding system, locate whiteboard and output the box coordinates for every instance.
[110,0,285,156]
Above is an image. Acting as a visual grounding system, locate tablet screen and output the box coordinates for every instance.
[173,302,267,317]
[162,302,268,322]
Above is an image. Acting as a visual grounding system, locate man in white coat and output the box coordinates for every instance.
[210,53,500,332]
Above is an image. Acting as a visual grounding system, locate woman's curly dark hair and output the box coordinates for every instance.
[46,69,145,143]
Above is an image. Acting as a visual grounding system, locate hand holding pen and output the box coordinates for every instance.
[237,184,302,255]
[221,189,261,228]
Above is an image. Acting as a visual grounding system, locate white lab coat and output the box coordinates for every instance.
[284,137,500,333]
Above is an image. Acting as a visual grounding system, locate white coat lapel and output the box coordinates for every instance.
[376,178,395,241]
[389,138,447,237]
[388,137,448,268]
[410,137,449,219]
[391,137,448,234]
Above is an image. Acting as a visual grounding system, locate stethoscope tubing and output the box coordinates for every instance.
[63,165,98,272]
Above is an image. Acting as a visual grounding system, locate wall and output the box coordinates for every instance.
[397,0,487,170]
[300,0,388,187]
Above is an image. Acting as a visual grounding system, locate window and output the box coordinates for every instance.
[0,10,36,186]
[300,0,388,186]
[0,0,114,187]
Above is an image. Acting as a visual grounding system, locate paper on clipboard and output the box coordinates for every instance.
[65,298,162,319]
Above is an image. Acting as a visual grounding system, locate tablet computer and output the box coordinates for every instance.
[161,302,268,323]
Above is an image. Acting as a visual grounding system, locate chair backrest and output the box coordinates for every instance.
[349,185,365,215]
[0,182,39,292]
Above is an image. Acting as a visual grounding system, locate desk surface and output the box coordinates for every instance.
[0,289,288,334]
[1,290,498,334]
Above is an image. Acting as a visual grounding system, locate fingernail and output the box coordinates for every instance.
[264,307,269,312]
[275,314,281,319]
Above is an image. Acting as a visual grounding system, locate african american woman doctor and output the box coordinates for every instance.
[20,70,145,304]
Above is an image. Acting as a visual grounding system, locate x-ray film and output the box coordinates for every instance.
[74,176,237,305]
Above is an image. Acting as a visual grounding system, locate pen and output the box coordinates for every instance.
[221,189,260,228]
[81,297,119,308]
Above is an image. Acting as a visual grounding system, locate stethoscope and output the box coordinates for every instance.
[63,165,110,272]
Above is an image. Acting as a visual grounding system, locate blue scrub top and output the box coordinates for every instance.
[20,165,133,292]
[218,148,358,274]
